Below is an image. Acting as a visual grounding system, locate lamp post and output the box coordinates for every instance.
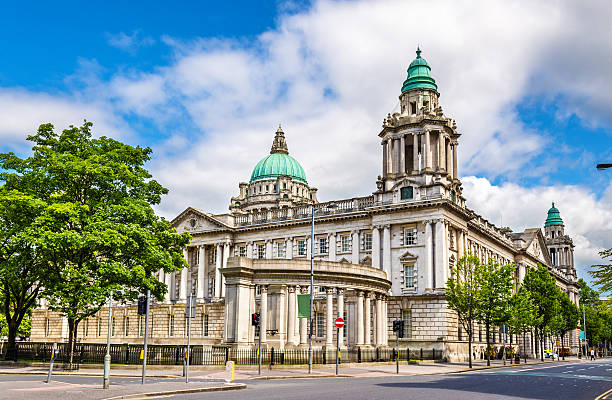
[103,290,114,389]
[308,202,337,374]
[596,164,612,170]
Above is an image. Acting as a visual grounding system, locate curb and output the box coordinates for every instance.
[103,383,246,400]
[0,371,182,379]
[251,374,352,380]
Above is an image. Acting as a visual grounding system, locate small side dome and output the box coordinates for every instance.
[545,202,564,226]
[249,126,308,184]
[401,47,438,92]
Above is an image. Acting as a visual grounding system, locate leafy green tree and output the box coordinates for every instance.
[475,261,515,366]
[0,189,47,360]
[1,122,190,365]
[591,248,612,296]
[522,264,559,361]
[446,254,480,368]
[578,279,612,350]
[554,288,579,360]
[507,287,537,363]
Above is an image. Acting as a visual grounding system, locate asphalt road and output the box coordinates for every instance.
[167,359,612,400]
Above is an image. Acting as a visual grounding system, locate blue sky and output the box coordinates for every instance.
[0,0,610,284]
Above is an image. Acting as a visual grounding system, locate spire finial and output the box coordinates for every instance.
[552,201,555,208]
[270,125,289,154]
[416,46,421,58]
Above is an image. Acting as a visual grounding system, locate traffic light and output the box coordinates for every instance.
[137,296,147,315]
[251,312,260,326]
[393,320,405,338]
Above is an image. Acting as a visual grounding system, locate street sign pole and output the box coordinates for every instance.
[46,342,57,383]
[186,287,193,384]
[396,331,399,374]
[334,317,344,376]
[141,289,150,384]
[258,319,262,375]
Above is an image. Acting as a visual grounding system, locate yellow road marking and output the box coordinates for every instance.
[595,388,612,400]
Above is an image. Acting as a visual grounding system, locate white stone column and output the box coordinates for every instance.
[413,133,419,173]
[197,246,206,299]
[424,130,432,170]
[180,248,188,300]
[375,295,383,346]
[452,143,458,179]
[286,238,293,260]
[383,297,388,346]
[351,230,360,264]
[437,133,443,171]
[222,243,230,297]
[436,220,448,289]
[306,236,312,260]
[164,269,172,301]
[364,293,371,346]
[287,286,296,345]
[424,221,433,290]
[158,268,165,286]
[246,242,253,258]
[265,240,273,260]
[382,225,391,281]
[372,226,381,269]
[446,139,451,173]
[400,135,406,174]
[382,140,388,177]
[326,288,334,346]
[387,139,393,175]
[337,289,344,347]
[215,244,222,298]
[329,233,337,262]
[299,286,308,345]
[458,229,465,258]
[260,286,268,344]
[356,291,364,345]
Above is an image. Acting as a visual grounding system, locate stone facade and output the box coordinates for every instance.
[31,50,580,361]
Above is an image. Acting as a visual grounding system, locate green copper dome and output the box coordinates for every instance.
[401,47,438,92]
[249,127,308,184]
[545,202,564,226]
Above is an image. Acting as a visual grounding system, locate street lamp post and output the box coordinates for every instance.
[596,164,612,170]
[103,290,113,389]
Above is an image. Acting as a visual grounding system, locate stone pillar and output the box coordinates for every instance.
[337,289,344,347]
[437,133,444,171]
[436,220,448,290]
[372,226,381,269]
[364,293,371,346]
[197,246,206,299]
[326,288,334,346]
[287,286,296,345]
[382,140,388,178]
[306,236,312,260]
[356,291,364,345]
[452,143,458,179]
[260,286,268,345]
[351,230,360,264]
[424,221,433,290]
[412,133,419,173]
[164,270,172,301]
[222,243,230,297]
[458,229,465,258]
[329,233,337,262]
[215,244,222,298]
[265,240,273,260]
[424,130,432,170]
[286,238,293,260]
[400,135,406,174]
[446,139,451,173]
[375,295,383,346]
[246,242,253,258]
[299,287,308,345]
[180,248,188,300]
[383,297,388,346]
[382,225,391,281]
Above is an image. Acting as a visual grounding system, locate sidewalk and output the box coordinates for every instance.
[0,356,584,380]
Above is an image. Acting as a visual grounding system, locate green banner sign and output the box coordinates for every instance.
[297,294,310,318]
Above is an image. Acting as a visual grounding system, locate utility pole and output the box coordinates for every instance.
[583,303,587,357]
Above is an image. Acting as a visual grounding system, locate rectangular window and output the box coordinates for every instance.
[169,315,175,337]
[404,265,416,288]
[404,228,417,245]
[238,246,247,257]
[97,318,102,337]
[341,235,351,253]
[400,186,414,200]
[256,285,261,296]
[139,316,144,337]
[111,317,116,337]
[84,319,89,337]
[209,277,215,297]
[45,318,50,337]
[364,233,372,251]
[316,313,325,338]
[479,326,482,342]
[203,314,209,337]
[319,237,328,254]
[297,240,306,256]
[124,317,130,337]
[276,242,286,258]
[401,309,412,339]
[257,244,266,259]
[458,326,462,341]
[410,101,417,115]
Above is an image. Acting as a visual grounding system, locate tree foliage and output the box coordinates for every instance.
[590,248,612,296]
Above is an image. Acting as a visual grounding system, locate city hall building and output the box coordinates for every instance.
[32,49,580,360]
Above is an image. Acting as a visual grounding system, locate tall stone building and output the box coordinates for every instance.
[31,49,580,360]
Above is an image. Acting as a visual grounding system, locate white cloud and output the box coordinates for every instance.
[107,31,155,53]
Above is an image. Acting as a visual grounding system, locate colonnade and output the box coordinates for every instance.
[256,286,389,348]
[382,130,458,178]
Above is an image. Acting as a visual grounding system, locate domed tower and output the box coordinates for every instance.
[375,48,464,206]
[544,202,576,278]
[230,126,318,212]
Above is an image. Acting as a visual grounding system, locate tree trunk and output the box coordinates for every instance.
[67,318,80,368]
[5,320,19,362]
[486,322,490,366]
[468,331,472,368]
[523,332,527,363]
[540,328,544,362]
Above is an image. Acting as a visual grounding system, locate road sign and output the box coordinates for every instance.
[579,330,585,339]
[334,317,344,329]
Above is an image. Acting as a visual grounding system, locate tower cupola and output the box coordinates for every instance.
[401,47,438,92]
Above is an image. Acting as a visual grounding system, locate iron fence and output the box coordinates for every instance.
[1,342,443,366]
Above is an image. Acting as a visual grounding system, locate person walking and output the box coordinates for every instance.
[590,349,595,361]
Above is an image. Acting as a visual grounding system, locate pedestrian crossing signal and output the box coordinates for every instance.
[252,313,260,326]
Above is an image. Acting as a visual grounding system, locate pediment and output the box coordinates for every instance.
[399,250,418,261]
[172,207,229,233]
[390,177,420,191]
[524,229,552,265]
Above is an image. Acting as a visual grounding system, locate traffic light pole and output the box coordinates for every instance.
[186,289,192,384]
[258,324,262,375]
[396,331,399,374]
[141,289,150,384]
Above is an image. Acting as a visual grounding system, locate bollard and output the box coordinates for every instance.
[225,361,235,382]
